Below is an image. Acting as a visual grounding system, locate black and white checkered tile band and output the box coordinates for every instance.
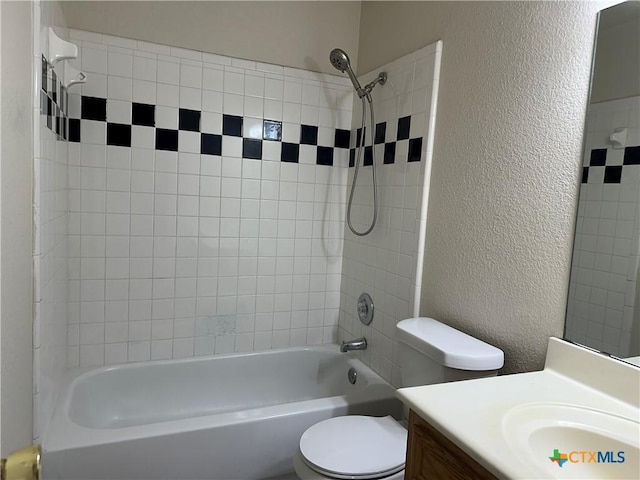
[349,115,423,166]
[40,55,423,166]
[41,56,69,141]
[66,96,423,167]
[583,147,640,184]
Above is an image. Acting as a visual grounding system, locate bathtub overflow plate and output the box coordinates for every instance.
[357,292,374,325]
[348,367,357,384]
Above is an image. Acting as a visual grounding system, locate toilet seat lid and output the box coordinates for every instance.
[299,415,407,479]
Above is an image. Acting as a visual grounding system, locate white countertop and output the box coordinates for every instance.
[624,355,640,367]
[396,338,640,479]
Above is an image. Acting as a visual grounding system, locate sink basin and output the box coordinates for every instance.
[502,403,639,479]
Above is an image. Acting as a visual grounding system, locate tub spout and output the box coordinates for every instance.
[340,337,367,353]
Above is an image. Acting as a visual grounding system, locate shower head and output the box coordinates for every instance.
[329,48,351,73]
[330,48,366,98]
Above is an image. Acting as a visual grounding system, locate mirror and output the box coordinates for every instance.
[565,1,640,364]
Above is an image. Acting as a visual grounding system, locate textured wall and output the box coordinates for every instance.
[60,1,361,75]
[358,1,605,373]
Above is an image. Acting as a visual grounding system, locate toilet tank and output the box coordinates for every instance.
[396,318,504,388]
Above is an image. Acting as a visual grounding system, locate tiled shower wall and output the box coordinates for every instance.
[566,95,640,358]
[33,1,69,440]
[338,42,442,385]
[65,29,353,367]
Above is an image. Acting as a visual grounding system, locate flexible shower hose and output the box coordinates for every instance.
[346,96,378,236]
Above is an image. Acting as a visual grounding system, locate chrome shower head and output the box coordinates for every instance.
[330,48,366,98]
[330,48,351,73]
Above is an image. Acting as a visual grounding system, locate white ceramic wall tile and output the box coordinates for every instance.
[68,29,351,366]
[33,1,71,442]
[338,42,442,386]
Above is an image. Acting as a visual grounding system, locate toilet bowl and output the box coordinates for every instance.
[293,318,504,480]
[294,416,406,480]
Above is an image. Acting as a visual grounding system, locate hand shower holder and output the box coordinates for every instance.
[64,65,87,89]
[363,72,387,97]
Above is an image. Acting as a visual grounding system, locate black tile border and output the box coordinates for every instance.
[243,138,262,160]
[107,123,132,147]
[201,134,222,156]
[317,146,333,166]
[223,114,243,137]
[281,143,299,163]
[363,146,373,166]
[581,167,589,184]
[582,147,640,183]
[132,103,155,127]
[41,56,48,94]
[375,122,386,145]
[41,55,69,142]
[155,128,179,151]
[335,129,350,149]
[604,165,622,183]
[590,148,607,166]
[51,70,58,104]
[300,125,318,146]
[179,108,201,132]
[355,127,366,148]
[384,142,396,164]
[53,92,426,166]
[81,96,107,122]
[624,146,640,165]
[397,116,411,141]
[69,118,80,142]
[408,138,423,162]
[348,136,424,166]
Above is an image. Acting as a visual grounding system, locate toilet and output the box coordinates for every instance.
[293,317,505,480]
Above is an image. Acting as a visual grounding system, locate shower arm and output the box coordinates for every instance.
[355,72,388,100]
[363,72,388,97]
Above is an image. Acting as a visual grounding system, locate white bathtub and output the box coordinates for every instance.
[44,345,402,479]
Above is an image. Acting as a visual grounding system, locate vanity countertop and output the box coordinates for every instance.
[396,338,640,479]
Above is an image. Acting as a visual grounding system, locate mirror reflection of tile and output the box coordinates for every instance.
[565,1,640,358]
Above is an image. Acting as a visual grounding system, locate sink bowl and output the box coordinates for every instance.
[502,403,639,479]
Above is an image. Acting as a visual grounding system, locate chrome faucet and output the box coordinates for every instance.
[340,337,367,353]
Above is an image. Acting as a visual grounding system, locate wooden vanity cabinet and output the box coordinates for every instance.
[405,410,498,480]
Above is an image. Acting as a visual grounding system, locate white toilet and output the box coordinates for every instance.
[293,317,505,480]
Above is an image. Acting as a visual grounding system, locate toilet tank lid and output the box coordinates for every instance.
[396,317,504,371]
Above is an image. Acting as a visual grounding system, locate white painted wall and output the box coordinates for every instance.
[1,0,3,453]
[358,1,606,373]
[0,0,34,455]
[59,1,361,75]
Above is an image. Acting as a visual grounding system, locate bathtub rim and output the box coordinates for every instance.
[44,344,396,453]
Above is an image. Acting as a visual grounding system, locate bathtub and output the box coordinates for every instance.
[44,345,402,479]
